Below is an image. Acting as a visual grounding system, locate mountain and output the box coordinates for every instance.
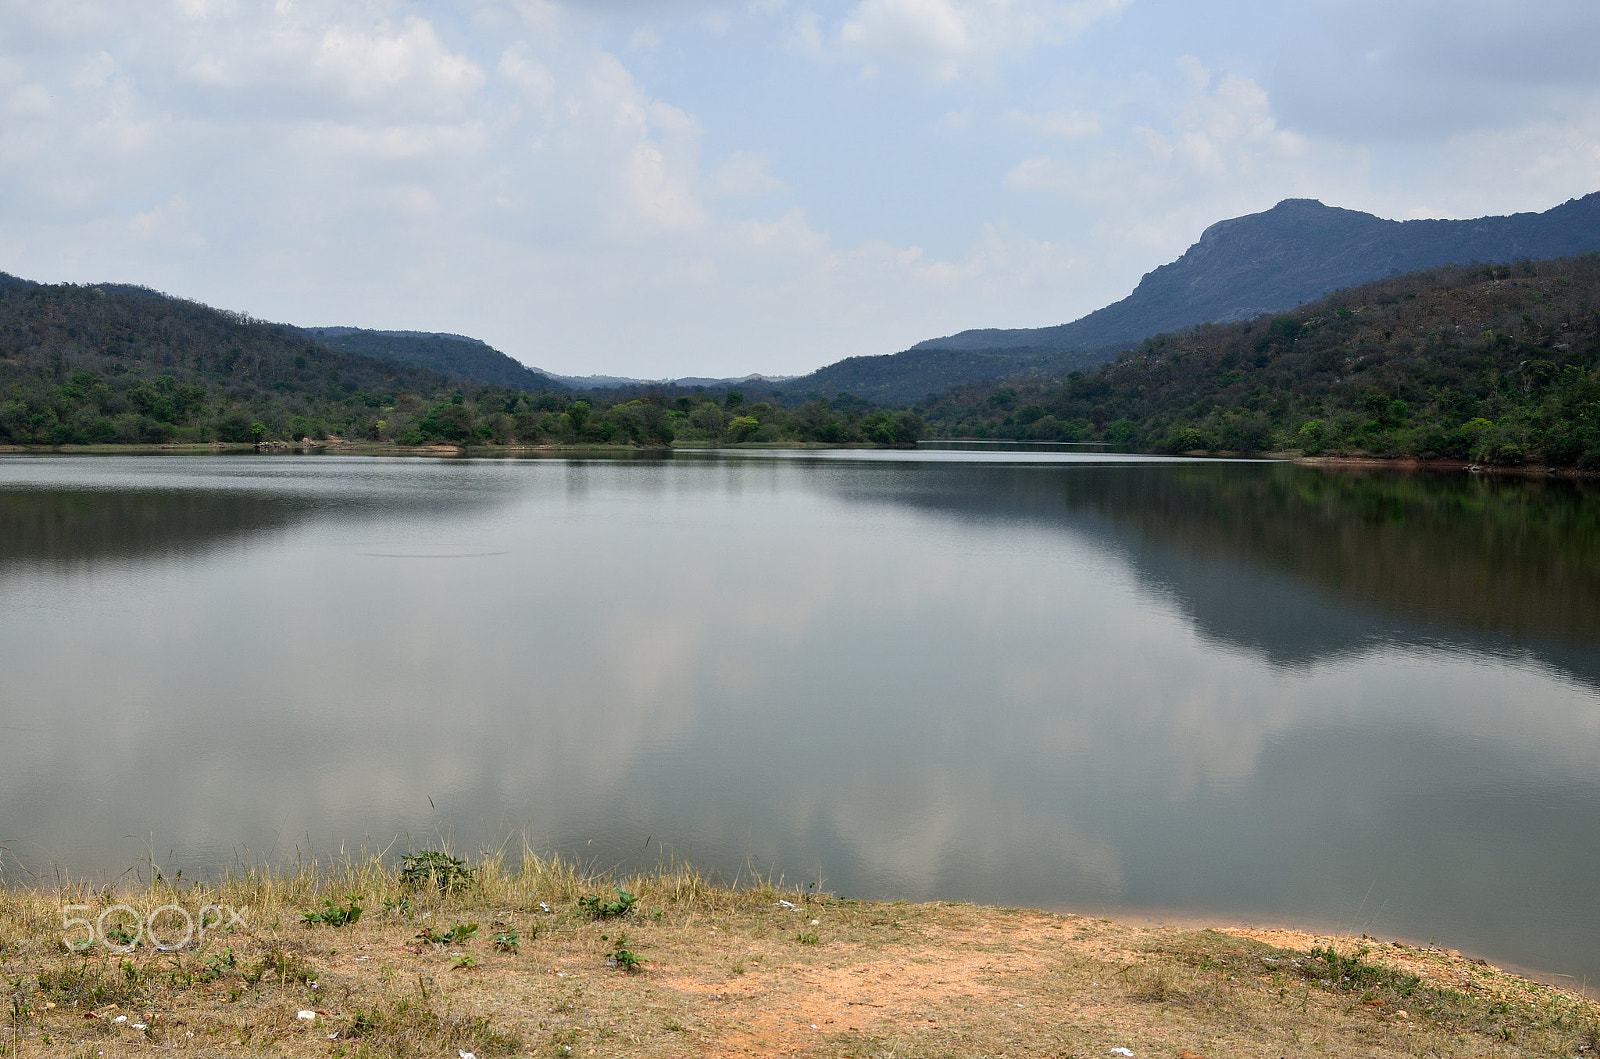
[296,326,565,392]
[914,192,1600,354]
[918,255,1600,469]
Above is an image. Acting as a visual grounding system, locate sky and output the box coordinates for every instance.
[2,1,1599,379]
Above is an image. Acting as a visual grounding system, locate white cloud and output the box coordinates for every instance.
[497,41,555,108]
[126,195,206,252]
[1273,0,1600,142]
[170,11,487,121]
[69,49,116,91]
[1006,59,1368,263]
[786,6,825,57]
[707,151,785,196]
[2,0,1596,381]
[8,0,1080,374]
[310,18,486,105]
[1003,105,1099,139]
[734,206,828,256]
[837,0,1130,82]
[5,81,51,117]
[1391,107,1600,221]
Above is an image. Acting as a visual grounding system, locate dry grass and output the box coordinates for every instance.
[0,848,1594,1058]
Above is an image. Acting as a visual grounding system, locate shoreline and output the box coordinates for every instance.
[1,858,1594,1057]
[2,439,1596,477]
[1085,905,1592,1000]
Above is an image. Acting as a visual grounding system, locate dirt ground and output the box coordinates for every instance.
[1,865,1595,1058]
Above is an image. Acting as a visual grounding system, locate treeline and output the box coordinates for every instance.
[384,389,925,447]
[0,275,924,448]
[919,256,1600,468]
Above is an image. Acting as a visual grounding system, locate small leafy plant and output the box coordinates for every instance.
[302,894,363,928]
[491,929,520,954]
[197,949,235,983]
[399,850,474,893]
[1300,945,1417,995]
[605,933,642,972]
[449,954,477,970]
[576,888,637,919]
[345,1010,378,1038]
[797,932,819,945]
[416,922,479,945]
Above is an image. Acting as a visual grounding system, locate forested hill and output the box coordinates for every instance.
[0,272,921,448]
[920,256,1600,469]
[776,346,1112,404]
[0,274,464,445]
[295,326,564,392]
[915,192,1600,355]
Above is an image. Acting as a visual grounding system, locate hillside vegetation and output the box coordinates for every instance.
[295,326,563,392]
[776,345,1115,404]
[0,275,457,446]
[0,274,920,448]
[921,256,1600,468]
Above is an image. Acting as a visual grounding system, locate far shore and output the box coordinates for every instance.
[2,439,1597,477]
[1,855,1594,1058]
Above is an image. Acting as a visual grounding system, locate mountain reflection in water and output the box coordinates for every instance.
[0,452,1595,984]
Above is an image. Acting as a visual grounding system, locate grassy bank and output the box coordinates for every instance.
[0,852,1595,1058]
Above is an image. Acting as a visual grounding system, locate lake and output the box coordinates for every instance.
[1,451,1598,985]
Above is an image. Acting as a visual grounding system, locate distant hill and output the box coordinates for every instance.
[919,256,1600,469]
[915,192,1600,354]
[550,371,798,390]
[0,273,463,445]
[296,326,565,392]
[778,346,1114,404]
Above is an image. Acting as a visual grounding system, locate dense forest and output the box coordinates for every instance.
[775,345,1116,404]
[919,256,1600,468]
[0,275,923,447]
[0,276,448,445]
[294,326,561,392]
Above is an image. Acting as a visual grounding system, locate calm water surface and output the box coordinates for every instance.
[1,452,1598,983]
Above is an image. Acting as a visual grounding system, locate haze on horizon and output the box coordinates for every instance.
[2,0,1598,380]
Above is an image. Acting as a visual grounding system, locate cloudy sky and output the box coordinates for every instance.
[2,0,1599,378]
